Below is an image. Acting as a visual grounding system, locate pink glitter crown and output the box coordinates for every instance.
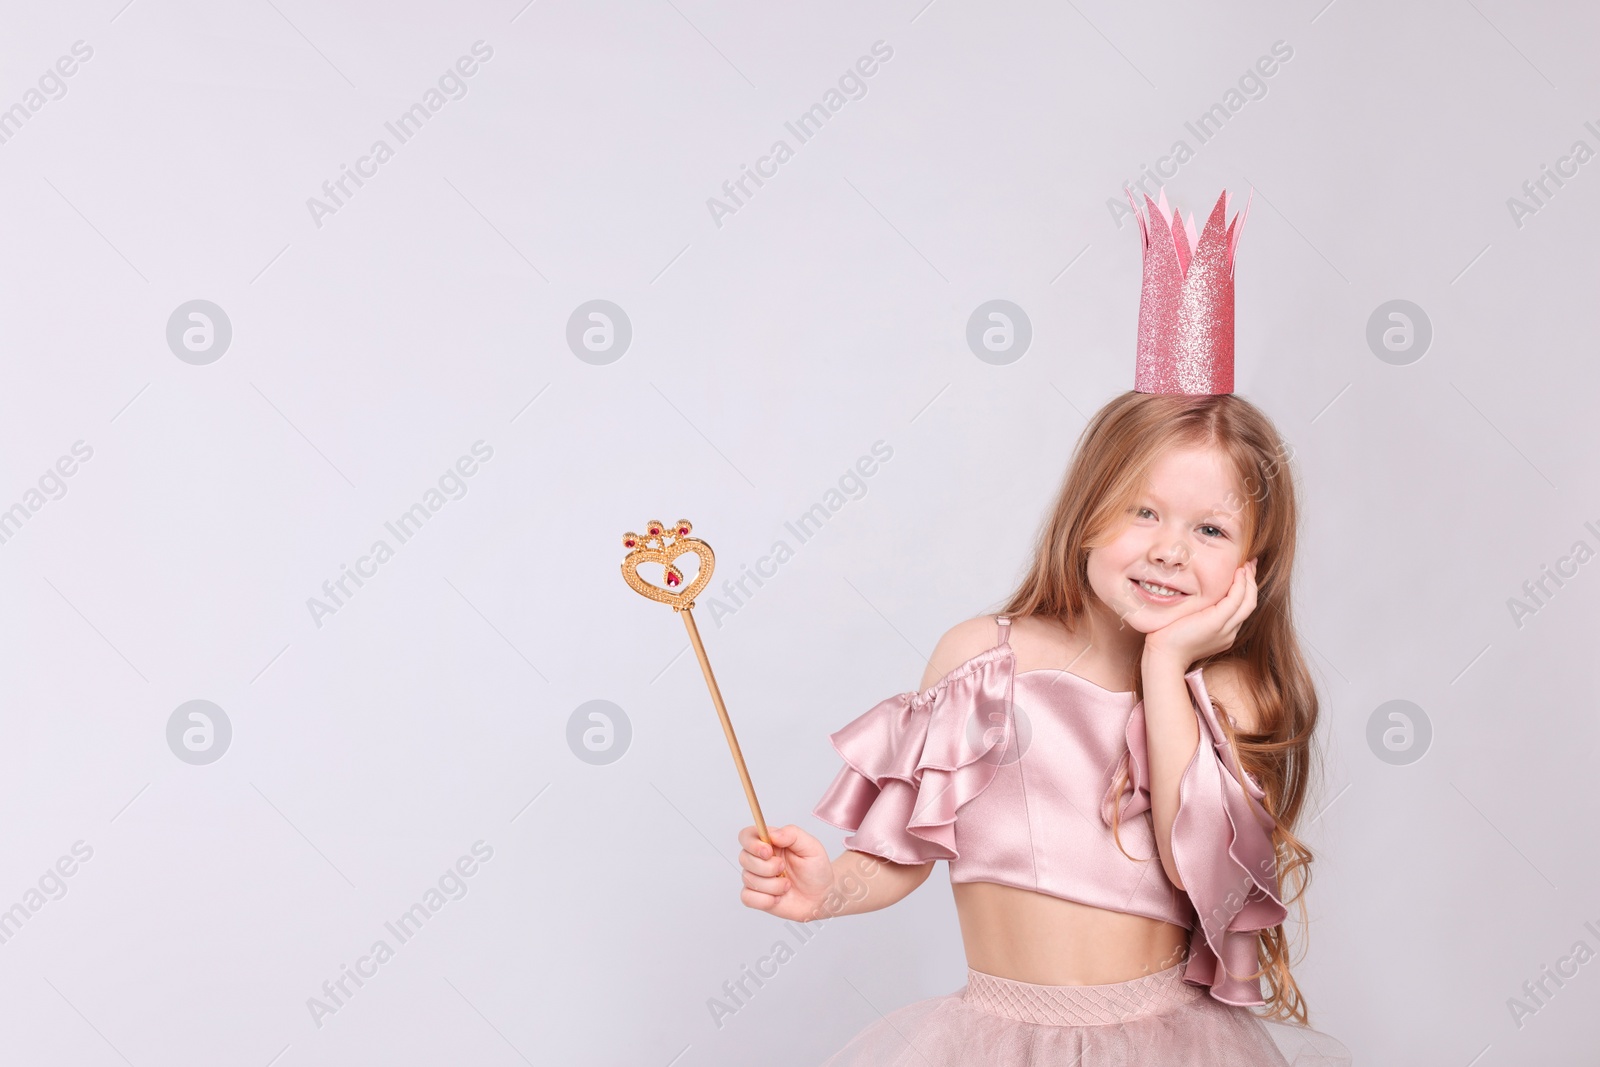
[1125,186,1252,395]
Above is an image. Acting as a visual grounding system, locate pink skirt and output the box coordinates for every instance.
[817,963,1353,1066]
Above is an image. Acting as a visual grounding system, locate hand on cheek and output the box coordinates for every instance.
[1143,558,1258,666]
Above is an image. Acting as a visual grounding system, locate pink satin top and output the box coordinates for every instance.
[811,615,1285,1007]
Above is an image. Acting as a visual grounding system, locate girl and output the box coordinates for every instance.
[736,193,1353,1065]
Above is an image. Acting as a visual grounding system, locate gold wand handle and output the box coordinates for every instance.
[679,608,774,851]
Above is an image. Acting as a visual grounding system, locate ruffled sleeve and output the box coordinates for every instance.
[1101,665,1286,1007]
[811,644,1015,866]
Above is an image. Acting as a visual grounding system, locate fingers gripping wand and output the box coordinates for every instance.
[620,519,784,874]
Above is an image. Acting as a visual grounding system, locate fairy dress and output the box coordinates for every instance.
[809,616,1353,1066]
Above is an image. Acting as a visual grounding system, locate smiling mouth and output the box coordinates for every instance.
[1131,577,1187,602]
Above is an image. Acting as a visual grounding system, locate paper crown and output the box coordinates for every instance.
[1125,186,1252,395]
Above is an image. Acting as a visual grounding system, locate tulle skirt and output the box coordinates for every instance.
[817,962,1352,1066]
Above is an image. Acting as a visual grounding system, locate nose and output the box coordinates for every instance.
[1149,536,1190,569]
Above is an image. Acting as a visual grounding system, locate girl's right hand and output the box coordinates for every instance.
[737,824,834,922]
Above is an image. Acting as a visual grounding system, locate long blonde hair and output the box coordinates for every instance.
[997,390,1326,1024]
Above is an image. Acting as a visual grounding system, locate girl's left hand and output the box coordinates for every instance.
[1143,559,1258,668]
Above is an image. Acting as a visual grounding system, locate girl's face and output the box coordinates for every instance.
[1085,443,1251,633]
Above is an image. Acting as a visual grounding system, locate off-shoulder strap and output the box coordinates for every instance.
[995,615,1011,647]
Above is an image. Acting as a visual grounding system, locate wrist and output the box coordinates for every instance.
[1141,643,1191,675]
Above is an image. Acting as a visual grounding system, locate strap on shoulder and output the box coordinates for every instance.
[995,615,1011,647]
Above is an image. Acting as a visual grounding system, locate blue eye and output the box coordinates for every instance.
[1200,524,1226,538]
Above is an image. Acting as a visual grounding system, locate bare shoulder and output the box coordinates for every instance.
[1199,658,1263,733]
[919,615,1005,692]
[1003,613,1078,673]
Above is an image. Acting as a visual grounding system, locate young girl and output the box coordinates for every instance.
[735,192,1353,1065]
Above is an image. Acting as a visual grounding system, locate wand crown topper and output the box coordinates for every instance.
[620,518,714,611]
[1125,186,1252,396]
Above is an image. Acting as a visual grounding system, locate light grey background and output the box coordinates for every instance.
[1,1,1595,1064]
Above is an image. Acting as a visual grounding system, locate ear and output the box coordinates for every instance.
[1199,658,1263,734]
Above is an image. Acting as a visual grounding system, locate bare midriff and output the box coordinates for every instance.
[952,880,1190,985]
